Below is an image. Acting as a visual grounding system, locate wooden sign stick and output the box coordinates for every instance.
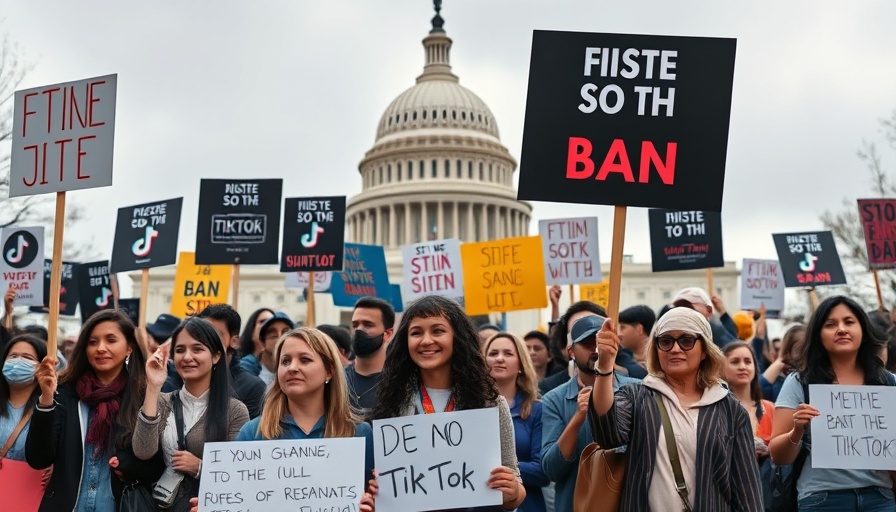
[110,274,120,311]
[607,205,627,323]
[47,192,66,356]
[873,269,885,310]
[568,284,575,304]
[808,287,819,313]
[706,268,714,295]
[306,271,316,327]
[138,268,150,350]
[232,261,240,312]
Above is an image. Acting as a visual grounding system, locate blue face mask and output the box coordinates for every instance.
[3,359,37,384]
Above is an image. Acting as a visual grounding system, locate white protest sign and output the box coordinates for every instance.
[401,238,464,306]
[199,437,365,510]
[810,384,896,470]
[1,227,45,306]
[373,408,502,512]
[740,258,785,311]
[285,271,332,292]
[10,74,117,197]
[539,217,601,285]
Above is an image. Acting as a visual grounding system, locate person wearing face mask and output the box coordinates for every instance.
[1,334,52,503]
[346,297,395,416]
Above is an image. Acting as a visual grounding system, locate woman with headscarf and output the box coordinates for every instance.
[589,307,762,511]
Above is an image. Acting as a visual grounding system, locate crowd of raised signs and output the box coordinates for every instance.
[2,279,896,512]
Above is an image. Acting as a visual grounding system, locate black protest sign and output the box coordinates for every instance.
[78,260,113,322]
[110,197,183,273]
[772,232,847,287]
[518,31,736,212]
[30,259,80,316]
[118,298,140,326]
[648,209,723,272]
[196,179,283,265]
[280,196,346,272]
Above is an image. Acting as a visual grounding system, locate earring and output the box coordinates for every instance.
[125,354,130,367]
[325,379,330,384]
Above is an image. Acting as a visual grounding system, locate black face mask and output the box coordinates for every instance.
[352,330,385,358]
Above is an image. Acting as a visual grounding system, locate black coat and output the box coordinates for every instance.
[229,355,265,419]
[25,382,165,512]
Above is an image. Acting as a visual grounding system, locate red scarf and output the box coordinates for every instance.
[420,384,456,414]
[75,371,127,455]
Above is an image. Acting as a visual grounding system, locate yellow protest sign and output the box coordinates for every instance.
[579,281,609,309]
[461,236,547,316]
[171,252,232,317]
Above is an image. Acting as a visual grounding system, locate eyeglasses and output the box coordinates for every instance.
[655,334,700,352]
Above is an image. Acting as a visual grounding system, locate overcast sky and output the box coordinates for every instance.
[4,1,896,274]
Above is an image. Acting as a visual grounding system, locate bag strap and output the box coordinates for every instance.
[172,392,187,451]
[652,391,693,512]
[0,407,32,460]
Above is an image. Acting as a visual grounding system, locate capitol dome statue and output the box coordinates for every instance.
[346,3,533,281]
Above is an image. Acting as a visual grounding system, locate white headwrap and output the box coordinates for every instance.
[651,306,713,343]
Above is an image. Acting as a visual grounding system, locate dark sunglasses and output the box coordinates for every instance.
[655,334,700,352]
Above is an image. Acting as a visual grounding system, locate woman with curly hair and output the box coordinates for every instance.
[371,295,526,511]
[760,324,806,401]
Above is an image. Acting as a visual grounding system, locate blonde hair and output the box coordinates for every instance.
[646,311,726,389]
[257,327,359,439]
[482,332,540,420]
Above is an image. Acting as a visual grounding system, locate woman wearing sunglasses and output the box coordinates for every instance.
[589,306,762,511]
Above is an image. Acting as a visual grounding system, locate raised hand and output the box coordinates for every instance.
[4,284,14,313]
[36,356,59,406]
[549,285,562,306]
[595,318,619,374]
[146,343,171,392]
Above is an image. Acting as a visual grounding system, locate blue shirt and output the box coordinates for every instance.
[75,406,115,512]
[237,414,374,479]
[510,392,548,512]
[541,373,640,512]
[0,402,30,461]
[239,354,262,376]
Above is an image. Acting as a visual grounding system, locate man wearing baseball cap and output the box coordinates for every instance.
[672,287,738,347]
[541,314,640,512]
[258,312,296,387]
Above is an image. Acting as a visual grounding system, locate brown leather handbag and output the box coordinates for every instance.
[573,442,626,512]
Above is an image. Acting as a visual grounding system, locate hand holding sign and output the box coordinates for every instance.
[792,403,820,432]
[595,317,619,374]
[36,355,58,407]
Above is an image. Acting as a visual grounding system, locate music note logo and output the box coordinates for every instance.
[2,230,39,269]
[5,235,29,264]
[96,287,113,307]
[301,222,325,248]
[799,253,819,272]
[132,226,160,257]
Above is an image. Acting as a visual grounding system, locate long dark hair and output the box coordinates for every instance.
[371,295,498,419]
[722,341,763,406]
[60,310,147,449]
[170,317,232,443]
[238,308,274,359]
[800,296,889,386]
[0,334,48,419]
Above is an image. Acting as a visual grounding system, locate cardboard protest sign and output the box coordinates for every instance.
[30,259,80,316]
[198,437,366,511]
[810,384,896,470]
[740,259,785,312]
[280,196,346,272]
[77,260,112,322]
[401,238,464,305]
[391,284,404,313]
[196,179,282,265]
[858,199,896,270]
[9,74,117,197]
[772,232,847,287]
[517,32,736,212]
[285,271,332,292]
[110,197,183,273]
[648,209,723,272]
[461,236,547,316]
[0,227,44,306]
[580,281,609,309]
[330,244,392,307]
[373,408,502,512]
[170,252,232,317]
[539,217,601,285]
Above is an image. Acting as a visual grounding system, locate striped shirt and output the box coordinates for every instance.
[589,380,763,511]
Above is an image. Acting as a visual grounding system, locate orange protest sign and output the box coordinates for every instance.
[579,280,609,309]
[170,252,232,317]
[461,236,547,316]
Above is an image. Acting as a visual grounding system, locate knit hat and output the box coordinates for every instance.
[732,311,755,340]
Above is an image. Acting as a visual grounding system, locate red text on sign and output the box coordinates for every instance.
[566,137,677,185]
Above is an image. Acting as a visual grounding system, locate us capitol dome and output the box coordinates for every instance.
[345,3,533,281]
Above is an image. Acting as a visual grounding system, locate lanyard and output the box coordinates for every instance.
[419,384,456,414]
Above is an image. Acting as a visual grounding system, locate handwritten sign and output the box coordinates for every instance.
[285,271,332,292]
[330,244,392,307]
[170,252,232,317]
[280,196,346,272]
[538,217,601,285]
[772,231,847,287]
[198,437,366,511]
[372,408,502,512]
[740,258,785,312]
[110,197,183,273]
[810,384,896,470]
[580,281,609,309]
[858,198,896,270]
[461,236,547,316]
[401,238,464,306]
[0,227,45,306]
[10,74,117,197]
